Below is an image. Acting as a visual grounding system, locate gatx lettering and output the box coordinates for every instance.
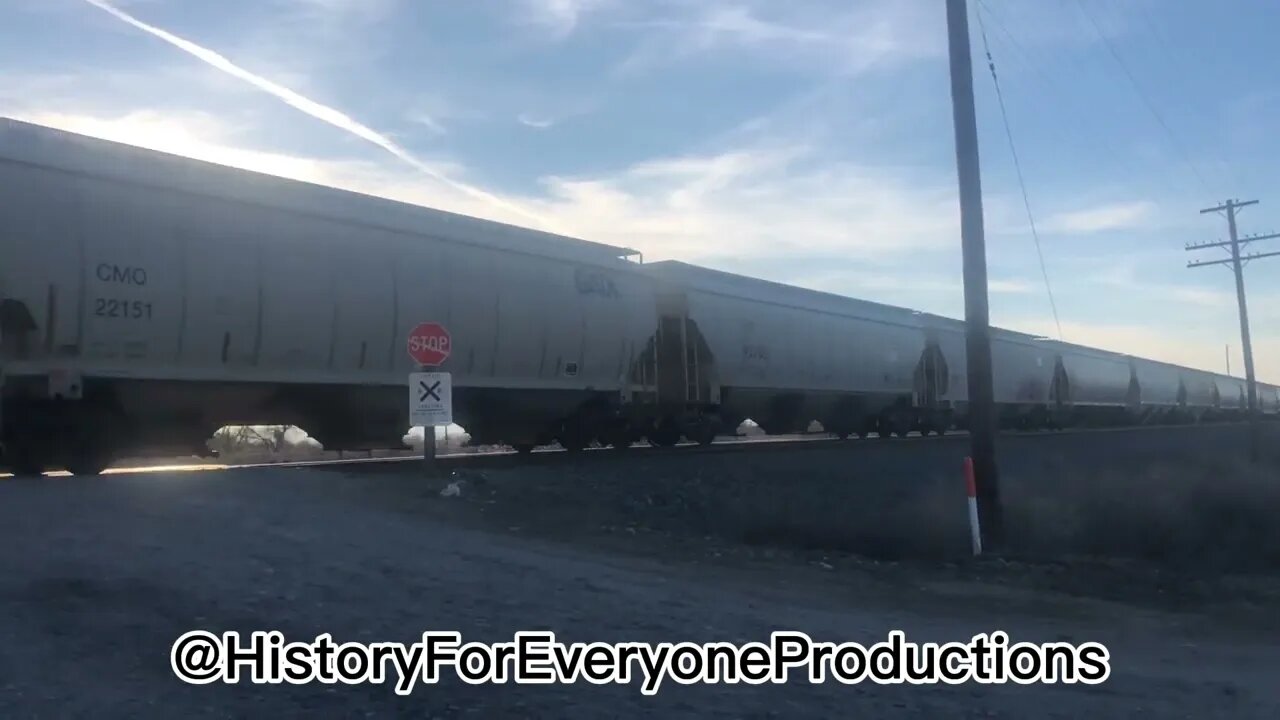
[574,267,618,298]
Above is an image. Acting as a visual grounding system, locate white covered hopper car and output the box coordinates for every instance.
[628,262,1280,440]
[0,118,659,473]
[2,119,1276,474]
[630,261,963,441]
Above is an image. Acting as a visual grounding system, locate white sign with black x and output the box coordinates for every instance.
[409,371,452,426]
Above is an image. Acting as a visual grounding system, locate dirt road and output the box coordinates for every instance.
[0,461,1275,718]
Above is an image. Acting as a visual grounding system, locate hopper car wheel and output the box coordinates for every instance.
[3,433,49,477]
[557,416,594,454]
[873,417,893,439]
[646,423,681,448]
[688,419,719,446]
[879,411,912,439]
[66,457,111,476]
[601,427,635,450]
[4,451,45,478]
[62,409,118,476]
[597,423,634,450]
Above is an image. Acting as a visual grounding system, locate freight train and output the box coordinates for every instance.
[1,118,1276,475]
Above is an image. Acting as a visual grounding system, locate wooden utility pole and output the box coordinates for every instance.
[1189,199,1280,463]
[946,0,1003,549]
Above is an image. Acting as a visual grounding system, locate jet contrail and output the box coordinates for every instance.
[80,0,552,229]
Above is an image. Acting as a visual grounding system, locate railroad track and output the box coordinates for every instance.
[268,419,1260,473]
[7,419,1251,479]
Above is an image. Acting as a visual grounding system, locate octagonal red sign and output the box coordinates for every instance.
[407,322,451,367]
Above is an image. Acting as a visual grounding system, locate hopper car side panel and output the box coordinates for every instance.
[989,335,1055,407]
[660,281,927,438]
[1057,347,1134,408]
[1181,371,1220,412]
[1212,375,1246,412]
[257,213,336,371]
[917,316,968,405]
[1131,358,1183,408]
[1261,384,1280,413]
[0,148,656,471]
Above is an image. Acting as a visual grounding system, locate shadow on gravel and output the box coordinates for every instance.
[423,425,1280,584]
[715,456,1280,575]
[1003,457,1280,572]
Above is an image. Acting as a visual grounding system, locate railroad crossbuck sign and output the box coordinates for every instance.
[407,322,451,367]
[409,372,453,427]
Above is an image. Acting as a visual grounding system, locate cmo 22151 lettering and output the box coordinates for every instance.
[94,298,153,320]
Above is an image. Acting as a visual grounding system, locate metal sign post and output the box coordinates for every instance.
[407,322,453,478]
[409,370,452,476]
[422,365,436,474]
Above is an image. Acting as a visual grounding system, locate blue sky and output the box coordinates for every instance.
[3,0,1279,381]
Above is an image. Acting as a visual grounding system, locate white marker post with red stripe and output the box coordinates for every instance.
[963,456,982,556]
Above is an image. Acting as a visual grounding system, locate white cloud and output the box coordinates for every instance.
[1170,286,1234,309]
[402,93,488,136]
[527,145,961,262]
[77,0,549,228]
[287,0,396,16]
[1041,200,1157,234]
[518,0,612,37]
[697,5,829,45]
[1002,316,1280,383]
[1082,259,1238,312]
[11,109,403,184]
[273,0,402,35]
[989,279,1037,294]
[407,112,448,135]
[614,0,943,76]
[794,272,1034,300]
[517,113,556,129]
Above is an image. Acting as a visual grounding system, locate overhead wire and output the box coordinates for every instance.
[1122,0,1243,191]
[973,2,1064,341]
[972,0,1182,196]
[1069,0,1222,195]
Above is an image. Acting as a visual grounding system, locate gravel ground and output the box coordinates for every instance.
[1,441,1278,719]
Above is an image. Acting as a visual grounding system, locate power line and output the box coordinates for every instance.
[974,3,1064,340]
[1131,0,1188,70]
[1123,0,1243,191]
[1070,0,1219,194]
[974,0,1199,201]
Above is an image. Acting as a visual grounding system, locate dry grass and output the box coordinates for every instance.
[1001,458,1280,572]
[710,457,1280,573]
[454,448,1280,575]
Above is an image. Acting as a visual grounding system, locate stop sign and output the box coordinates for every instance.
[407,322,451,367]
